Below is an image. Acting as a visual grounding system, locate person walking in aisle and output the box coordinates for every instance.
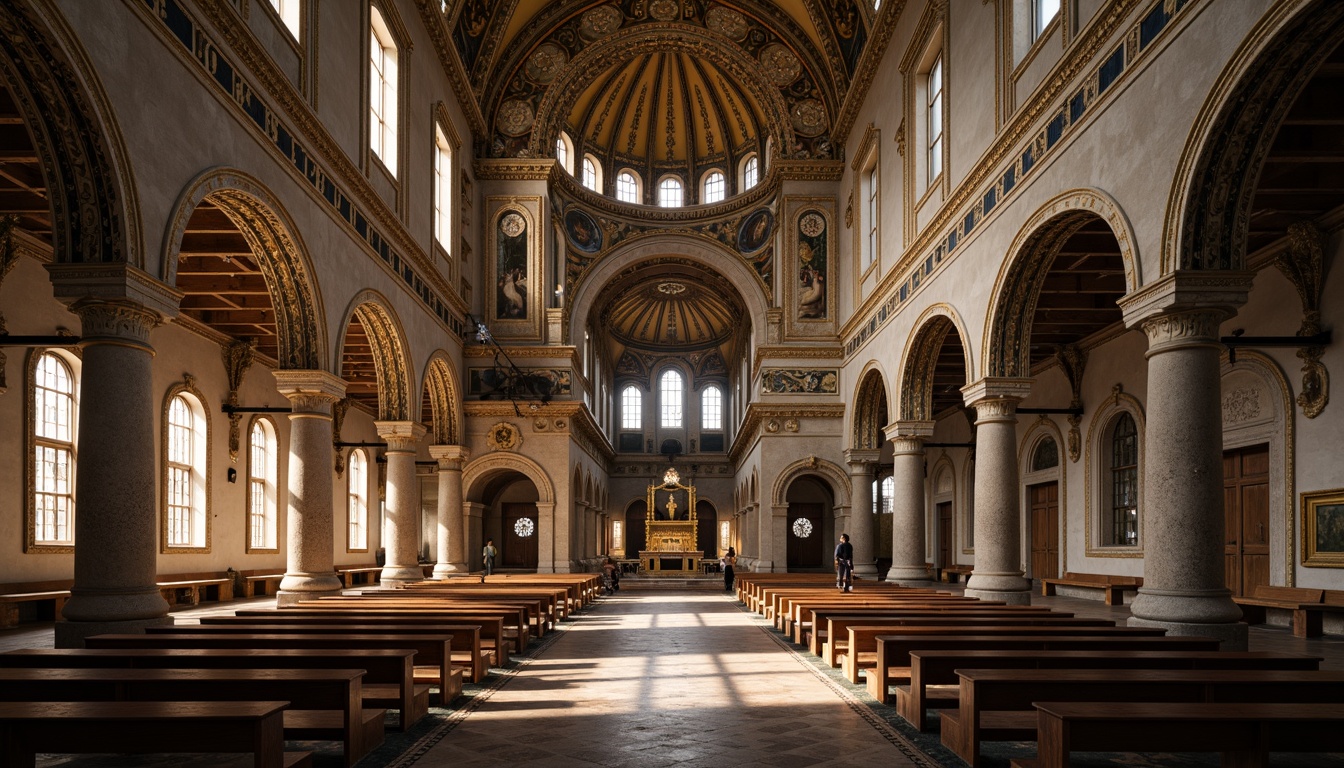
[482,539,497,578]
[834,533,853,592]
[722,547,737,592]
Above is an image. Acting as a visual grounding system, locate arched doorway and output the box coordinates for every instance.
[476,472,540,571]
[785,477,833,572]
[624,500,647,558]
[696,500,718,558]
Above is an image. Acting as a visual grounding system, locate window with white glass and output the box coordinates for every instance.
[582,155,600,191]
[659,370,684,428]
[369,6,398,173]
[270,0,301,39]
[434,124,452,252]
[348,449,369,551]
[621,386,642,430]
[616,171,640,203]
[33,352,75,546]
[165,393,206,548]
[555,133,572,174]
[1032,0,1060,41]
[248,420,278,551]
[702,171,725,204]
[658,176,683,207]
[927,52,944,185]
[701,385,722,431]
[742,154,759,190]
[865,164,879,268]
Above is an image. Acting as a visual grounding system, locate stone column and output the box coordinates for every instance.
[845,450,880,579]
[752,503,771,571]
[273,370,347,607]
[429,445,469,578]
[466,502,486,570]
[376,421,427,586]
[56,299,172,646]
[886,421,936,584]
[1119,273,1253,648]
[538,501,562,572]
[962,378,1033,604]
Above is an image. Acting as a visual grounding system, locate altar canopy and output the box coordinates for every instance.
[640,468,703,575]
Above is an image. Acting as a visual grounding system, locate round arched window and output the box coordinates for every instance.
[792,518,814,538]
[514,518,536,538]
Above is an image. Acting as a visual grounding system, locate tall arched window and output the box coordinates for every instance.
[701,385,722,430]
[873,474,894,514]
[1032,436,1059,472]
[369,5,399,174]
[348,449,369,551]
[248,419,278,551]
[555,133,572,174]
[658,176,683,207]
[164,391,208,549]
[616,171,639,204]
[659,370,683,427]
[33,352,75,546]
[582,155,600,191]
[269,0,301,38]
[1107,413,1139,546]
[621,386,642,429]
[433,123,453,253]
[742,155,759,190]
[702,171,725,204]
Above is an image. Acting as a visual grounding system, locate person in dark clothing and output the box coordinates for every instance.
[722,547,737,592]
[834,533,854,592]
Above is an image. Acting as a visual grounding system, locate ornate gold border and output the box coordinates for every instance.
[1302,488,1344,568]
[23,348,76,554]
[782,196,837,339]
[484,196,544,341]
[1082,387,1144,558]
[160,375,213,555]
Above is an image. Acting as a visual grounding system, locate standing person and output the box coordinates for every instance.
[834,533,854,592]
[722,547,737,592]
[601,558,618,596]
[482,539,497,577]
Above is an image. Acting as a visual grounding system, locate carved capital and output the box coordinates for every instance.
[429,444,471,471]
[1139,308,1228,353]
[1118,270,1251,330]
[273,369,346,416]
[375,420,427,452]
[71,298,162,347]
[961,377,1032,409]
[889,435,926,455]
[884,419,935,442]
[844,448,879,473]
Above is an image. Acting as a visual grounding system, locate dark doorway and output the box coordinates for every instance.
[937,501,953,569]
[625,501,647,557]
[696,499,717,557]
[501,502,539,569]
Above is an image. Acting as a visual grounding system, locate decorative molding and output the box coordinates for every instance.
[375,420,427,453]
[332,397,349,477]
[852,367,889,451]
[774,160,846,181]
[345,294,414,421]
[850,123,881,172]
[1053,344,1087,462]
[222,339,255,463]
[473,158,557,180]
[729,402,846,466]
[1277,221,1329,419]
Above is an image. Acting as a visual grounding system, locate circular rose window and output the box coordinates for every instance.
[514,518,536,538]
[792,518,814,539]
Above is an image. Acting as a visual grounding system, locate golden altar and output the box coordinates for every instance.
[638,468,703,576]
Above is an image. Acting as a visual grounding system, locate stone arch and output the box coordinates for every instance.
[982,189,1141,378]
[462,452,556,506]
[852,364,890,450]
[337,291,413,421]
[162,169,327,370]
[897,304,975,421]
[750,469,759,504]
[565,232,771,349]
[420,351,462,444]
[771,458,852,509]
[0,1,141,266]
[1163,1,1344,273]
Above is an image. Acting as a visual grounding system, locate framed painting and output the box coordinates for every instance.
[1302,488,1344,567]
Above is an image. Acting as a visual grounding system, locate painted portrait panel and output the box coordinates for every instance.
[495,210,528,320]
[797,208,828,320]
[564,208,603,253]
[1303,489,1344,567]
[738,208,773,253]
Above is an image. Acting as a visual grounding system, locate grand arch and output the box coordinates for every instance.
[162,168,327,371]
[897,303,975,422]
[336,290,413,421]
[421,350,463,444]
[771,457,852,509]
[850,363,890,451]
[982,188,1141,379]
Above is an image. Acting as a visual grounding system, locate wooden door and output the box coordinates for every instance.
[1224,444,1270,596]
[937,502,952,568]
[501,502,539,569]
[1029,482,1059,580]
[625,502,647,556]
[786,503,824,570]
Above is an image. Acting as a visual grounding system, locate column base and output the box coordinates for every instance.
[61,587,170,623]
[278,572,344,598]
[965,571,1031,594]
[55,615,173,649]
[891,578,936,588]
[1127,616,1249,651]
[378,565,426,586]
[853,564,880,579]
[886,565,932,584]
[276,584,343,607]
[1129,587,1244,625]
[964,587,1033,605]
[431,562,469,579]
[752,560,775,573]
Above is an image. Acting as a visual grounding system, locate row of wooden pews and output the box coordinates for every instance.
[0,572,600,767]
[734,574,1343,767]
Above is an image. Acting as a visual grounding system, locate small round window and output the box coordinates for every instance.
[792,518,814,539]
[514,518,536,538]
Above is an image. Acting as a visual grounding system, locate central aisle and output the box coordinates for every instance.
[410,591,932,767]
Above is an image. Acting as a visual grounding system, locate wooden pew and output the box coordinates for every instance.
[86,632,460,705]
[325,593,546,638]
[838,618,1120,682]
[205,615,494,682]
[358,586,564,628]
[0,647,427,731]
[1011,702,1344,768]
[248,605,519,661]
[157,571,234,606]
[775,592,979,634]
[0,579,72,629]
[336,564,382,587]
[1233,584,1344,638]
[942,668,1344,767]
[289,601,531,653]
[0,667,381,768]
[241,569,286,598]
[816,612,1106,665]
[803,605,1049,653]
[895,649,1324,728]
[865,633,1219,706]
[1039,571,1142,605]
[939,565,973,583]
[0,700,309,768]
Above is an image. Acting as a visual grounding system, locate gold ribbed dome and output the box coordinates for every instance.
[594,260,747,368]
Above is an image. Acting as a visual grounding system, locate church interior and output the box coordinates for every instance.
[1,0,1343,765]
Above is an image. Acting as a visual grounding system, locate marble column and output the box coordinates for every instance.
[56,299,172,647]
[429,445,468,578]
[845,450,880,579]
[376,421,427,586]
[962,379,1033,604]
[886,421,936,584]
[1119,274,1253,648]
[273,370,347,607]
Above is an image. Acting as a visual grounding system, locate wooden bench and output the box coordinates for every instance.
[310,597,535,649]
[0,579,74,628]
[1040,571,1143,605]
[88,631,461,706]
[895,649,1324,729]
[0,646,428,731]
[1233,585,1344,637]
[939,565,973,583]
[1012,702,1344,768]
[238,607,510,667]
[942,668,1344,767]
[864,633,1219,706]
[0,699,310,768]
[336,564,382,587]
[157,572,234,606]
[0,667,381,768]
[800,603,1047,650]
[241,569,286,598]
